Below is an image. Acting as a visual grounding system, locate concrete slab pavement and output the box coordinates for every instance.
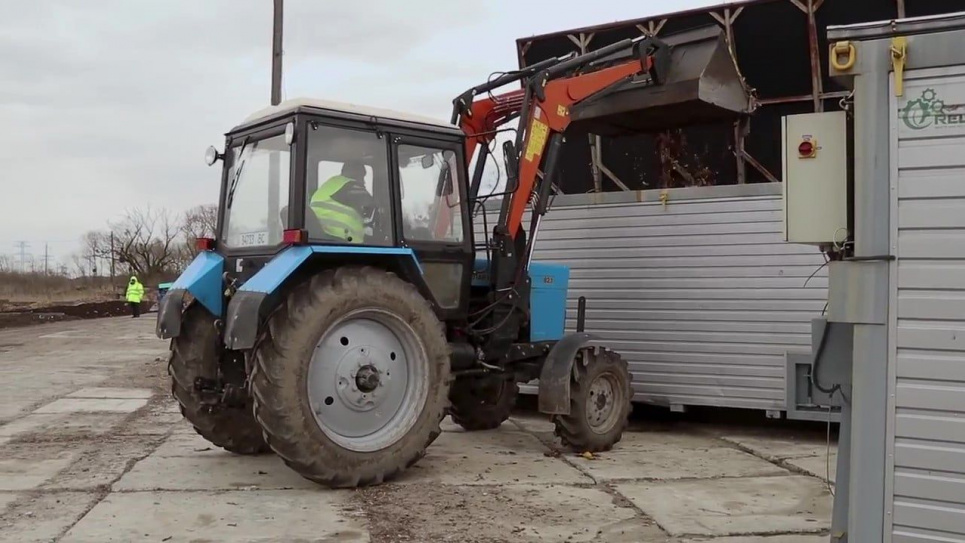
[683,537,829,543]
[65,387,153,399]
[359,483,669,543]
[394,428,592,486]
[720,433,834,462]
[787,454,837,484]
[34,398,150,414]
[570,445,789,482]
[61,490,368,543]
[0,444,80,491]
[0,491,103,543]
[617,475,832,537]
[113,454,320,491]
[0,316,839,542]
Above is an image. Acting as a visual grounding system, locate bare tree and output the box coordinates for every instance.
[71,254,88,278]
[181,204,218,243]
[75,204,221,281]
[110,207,181,279]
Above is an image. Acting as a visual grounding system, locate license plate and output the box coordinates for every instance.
[239,231,268,246]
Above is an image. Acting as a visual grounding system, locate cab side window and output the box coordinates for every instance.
[396,144,464,244]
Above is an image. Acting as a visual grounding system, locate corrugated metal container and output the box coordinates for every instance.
[887,65,965,540]
[473,183,829,413]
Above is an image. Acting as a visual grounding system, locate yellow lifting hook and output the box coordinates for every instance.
[830,41,856,72]
[891,36,908,97]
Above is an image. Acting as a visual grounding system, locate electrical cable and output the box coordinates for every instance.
[469,307,518,336]
[804,255,830,289]
[825,404,835,498]
[810,319,839,396]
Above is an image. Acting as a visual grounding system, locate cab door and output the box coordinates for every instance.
[390,135,473,320]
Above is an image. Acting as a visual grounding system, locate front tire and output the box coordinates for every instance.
[168,303,269,455]
[250,267,450,488]
[553,347,631,453]
[449,376,518,431]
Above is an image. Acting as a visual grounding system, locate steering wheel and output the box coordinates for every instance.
[366,206,392,244]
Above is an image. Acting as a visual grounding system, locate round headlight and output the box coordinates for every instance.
[204,145,219,166]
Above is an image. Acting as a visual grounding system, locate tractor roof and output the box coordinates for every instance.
[233,97,460,134]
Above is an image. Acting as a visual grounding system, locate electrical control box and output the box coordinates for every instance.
[782,111,849,245]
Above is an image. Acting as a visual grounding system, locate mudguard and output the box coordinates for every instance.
[537,332,597,415]
[223,245,423,350]
[156,251,224,339]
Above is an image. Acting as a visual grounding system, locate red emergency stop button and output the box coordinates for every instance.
[798,140,816,158]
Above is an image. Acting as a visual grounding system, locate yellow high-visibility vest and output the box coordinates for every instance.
[309,176,365,243]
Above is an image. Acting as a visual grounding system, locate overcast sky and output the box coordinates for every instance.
[0,0,723,267]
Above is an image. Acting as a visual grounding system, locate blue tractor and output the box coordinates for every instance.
[155,36,684,488]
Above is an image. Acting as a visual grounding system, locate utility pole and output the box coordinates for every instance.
[14,241,29,273]
[109,232,116,286]
[271,0,283,106]
[268,0,284,241]
[43,243,49,276]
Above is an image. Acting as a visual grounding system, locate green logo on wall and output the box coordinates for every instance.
[901,88,964,130]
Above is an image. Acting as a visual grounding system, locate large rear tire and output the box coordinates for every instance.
[168,303,270,455]
[553,347,631,453]
[449,376,518,431]
[250,266,450,488]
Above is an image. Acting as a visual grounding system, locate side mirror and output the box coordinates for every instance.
[204,145,223,167]
[421,154,435,169]
[440,162,453,196]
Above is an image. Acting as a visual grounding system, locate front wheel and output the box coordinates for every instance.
[168,304,269,455]
[250,266,450,488]
[449,376,518,431]
[553,347,632,453]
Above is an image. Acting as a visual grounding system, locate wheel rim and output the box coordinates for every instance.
[306,308,429,452]
[585,372,624,434]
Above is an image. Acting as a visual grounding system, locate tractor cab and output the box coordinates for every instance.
[205,98,475,318]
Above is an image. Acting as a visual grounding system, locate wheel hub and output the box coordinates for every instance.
[355,364,381,393]
[330,339,394,413]
[586,373,619,430]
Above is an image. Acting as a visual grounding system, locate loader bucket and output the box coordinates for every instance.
[569,25,752,136]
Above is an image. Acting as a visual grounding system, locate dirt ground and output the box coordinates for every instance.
[0,300,150,330]
[0,317,836,543]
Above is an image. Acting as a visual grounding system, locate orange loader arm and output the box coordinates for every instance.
[439,35,668,248]
[499,57,653,235]
[451,44,657,238]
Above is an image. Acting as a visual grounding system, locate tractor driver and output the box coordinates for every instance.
[309,161,376,244]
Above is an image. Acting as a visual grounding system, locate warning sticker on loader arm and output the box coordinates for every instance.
[524,118,550,162]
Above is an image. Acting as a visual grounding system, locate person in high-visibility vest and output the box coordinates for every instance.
[126,275,145,318]
[309,161,375,244]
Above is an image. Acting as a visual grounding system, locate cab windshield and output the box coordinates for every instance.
[221,132,291,249]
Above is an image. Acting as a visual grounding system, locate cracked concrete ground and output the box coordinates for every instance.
[0,317,837,542]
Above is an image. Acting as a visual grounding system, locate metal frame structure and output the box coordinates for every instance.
[513,0,951,192]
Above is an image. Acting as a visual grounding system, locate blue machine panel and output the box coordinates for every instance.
[171,251,225,316]
[473,258,570,342]
[239,245,422,295]
[529,262,570,342]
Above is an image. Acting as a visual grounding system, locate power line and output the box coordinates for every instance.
[14,241,29,273]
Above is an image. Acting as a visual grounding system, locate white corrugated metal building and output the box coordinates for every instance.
[474,183,830,418]
[887,50,965,542]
